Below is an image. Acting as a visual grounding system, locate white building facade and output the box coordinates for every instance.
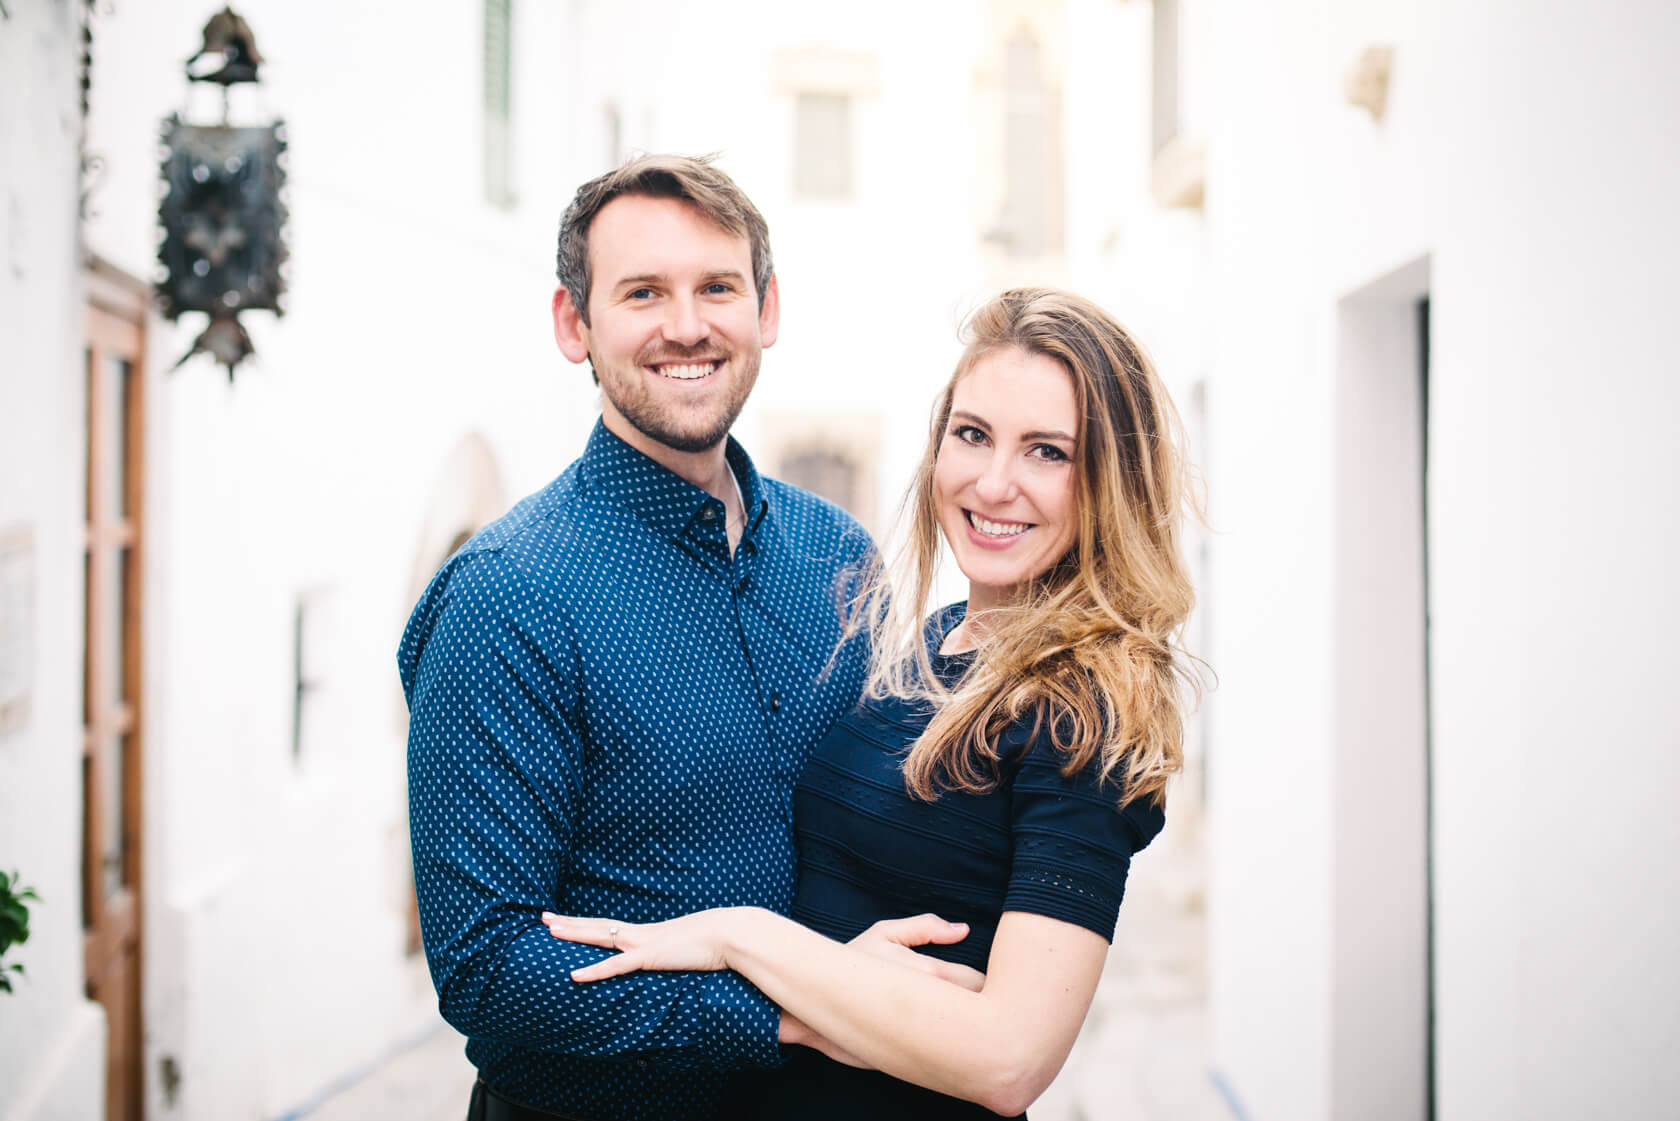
[1,2,110,1118]
[1155,1,1680,1119]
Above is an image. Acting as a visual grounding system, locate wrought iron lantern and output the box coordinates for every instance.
[157,7,287,379]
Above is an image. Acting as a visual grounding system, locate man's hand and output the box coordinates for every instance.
[848,914,987,992]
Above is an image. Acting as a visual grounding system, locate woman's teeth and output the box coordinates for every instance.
[968,512,1030,537]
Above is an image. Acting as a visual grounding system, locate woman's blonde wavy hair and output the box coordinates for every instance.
[849,288,1201,809]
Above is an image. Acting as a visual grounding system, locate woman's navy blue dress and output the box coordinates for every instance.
[719,607,1166,1119]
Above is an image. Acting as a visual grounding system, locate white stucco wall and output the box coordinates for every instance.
[1194,1,1680,1118]
[0,2,108,1119]
[79,2,595,1115]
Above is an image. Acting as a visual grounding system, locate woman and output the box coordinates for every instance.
[543,287,1199,1118]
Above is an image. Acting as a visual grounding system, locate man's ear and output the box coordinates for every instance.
[758,272,781,350]
[552,286,592,364]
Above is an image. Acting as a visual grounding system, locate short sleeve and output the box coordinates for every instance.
[1002,730,1167,941]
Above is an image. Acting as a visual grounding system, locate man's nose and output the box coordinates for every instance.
[661,295,707,347]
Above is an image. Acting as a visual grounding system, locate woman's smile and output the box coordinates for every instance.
[933,346,1079,611]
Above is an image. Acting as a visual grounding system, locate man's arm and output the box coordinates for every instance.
[401,550,781,1069]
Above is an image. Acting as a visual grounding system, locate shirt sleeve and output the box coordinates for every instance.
[400,550,781,1070]
[1001,724,1167,941]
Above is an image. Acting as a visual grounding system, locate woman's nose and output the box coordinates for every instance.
[973,456,1017,504]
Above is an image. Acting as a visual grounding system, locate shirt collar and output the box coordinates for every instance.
[581,418,769,542]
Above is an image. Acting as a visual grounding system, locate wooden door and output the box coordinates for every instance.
[83,259,147,1121]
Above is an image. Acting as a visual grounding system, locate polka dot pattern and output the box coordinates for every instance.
[399,420,872,1120]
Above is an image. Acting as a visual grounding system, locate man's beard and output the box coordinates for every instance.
[596,345,760,454]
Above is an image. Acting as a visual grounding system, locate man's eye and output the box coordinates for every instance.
[628,288,655,300]
[704,282,733,295]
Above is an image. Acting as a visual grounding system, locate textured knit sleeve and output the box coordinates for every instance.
[400,550,780,1070]
[1002,726,1167,941]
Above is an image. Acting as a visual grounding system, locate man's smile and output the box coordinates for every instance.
[649,359,722,381]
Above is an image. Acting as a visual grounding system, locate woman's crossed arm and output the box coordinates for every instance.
[543,907,1108,1116]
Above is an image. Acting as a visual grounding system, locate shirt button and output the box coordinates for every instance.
[701,506,717,521]
[770,693,782,713]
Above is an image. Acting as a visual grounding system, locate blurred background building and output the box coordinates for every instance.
[2,1,1676,1120]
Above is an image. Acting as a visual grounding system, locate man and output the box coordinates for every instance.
[399,156,878,1120]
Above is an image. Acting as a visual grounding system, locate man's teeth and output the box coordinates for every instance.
[969,512,1030,537]
[655,362,716,380]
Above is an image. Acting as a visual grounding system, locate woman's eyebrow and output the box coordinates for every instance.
[952,410,1074,444]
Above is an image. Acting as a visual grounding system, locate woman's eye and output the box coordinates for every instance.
[1030,443,1071,462]
[950,424,986,445]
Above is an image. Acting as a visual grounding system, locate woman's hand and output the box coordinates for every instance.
[848,915,985,992]
[541,907,763,982]
[779,1010,871,1069]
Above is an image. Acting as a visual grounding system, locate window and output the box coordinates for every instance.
[604,101,623,170]
[1148,0,1203,208]
[793,92,854,201]
[1152,0,1180,156]
[781,448,862,517]
[482,0,514,207]
[991,27,1063,257]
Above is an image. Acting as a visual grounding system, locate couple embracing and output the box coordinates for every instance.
[399,155,1197,1121]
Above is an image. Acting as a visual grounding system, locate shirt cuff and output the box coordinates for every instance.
[698,970,784,1069]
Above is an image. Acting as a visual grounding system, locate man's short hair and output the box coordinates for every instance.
[556,154,774,326]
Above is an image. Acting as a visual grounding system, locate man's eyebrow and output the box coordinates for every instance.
[697,269,750,286]
[949,410,1075,443]
[610,272,666,290]
[609,269,750,291]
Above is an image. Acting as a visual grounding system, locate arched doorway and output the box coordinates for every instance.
[399,434,508,954]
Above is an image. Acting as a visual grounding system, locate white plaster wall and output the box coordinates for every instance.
[1478,6,1680,1116]
[1194,0,1680,1118]
[0,2,108,1119]
[79,1,597,1115]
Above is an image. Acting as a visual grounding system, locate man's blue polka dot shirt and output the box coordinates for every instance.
[399,420,873,1119]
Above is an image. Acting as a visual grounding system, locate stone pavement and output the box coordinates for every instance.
[300,1024,472,1121]
[305,830,1227,1121]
